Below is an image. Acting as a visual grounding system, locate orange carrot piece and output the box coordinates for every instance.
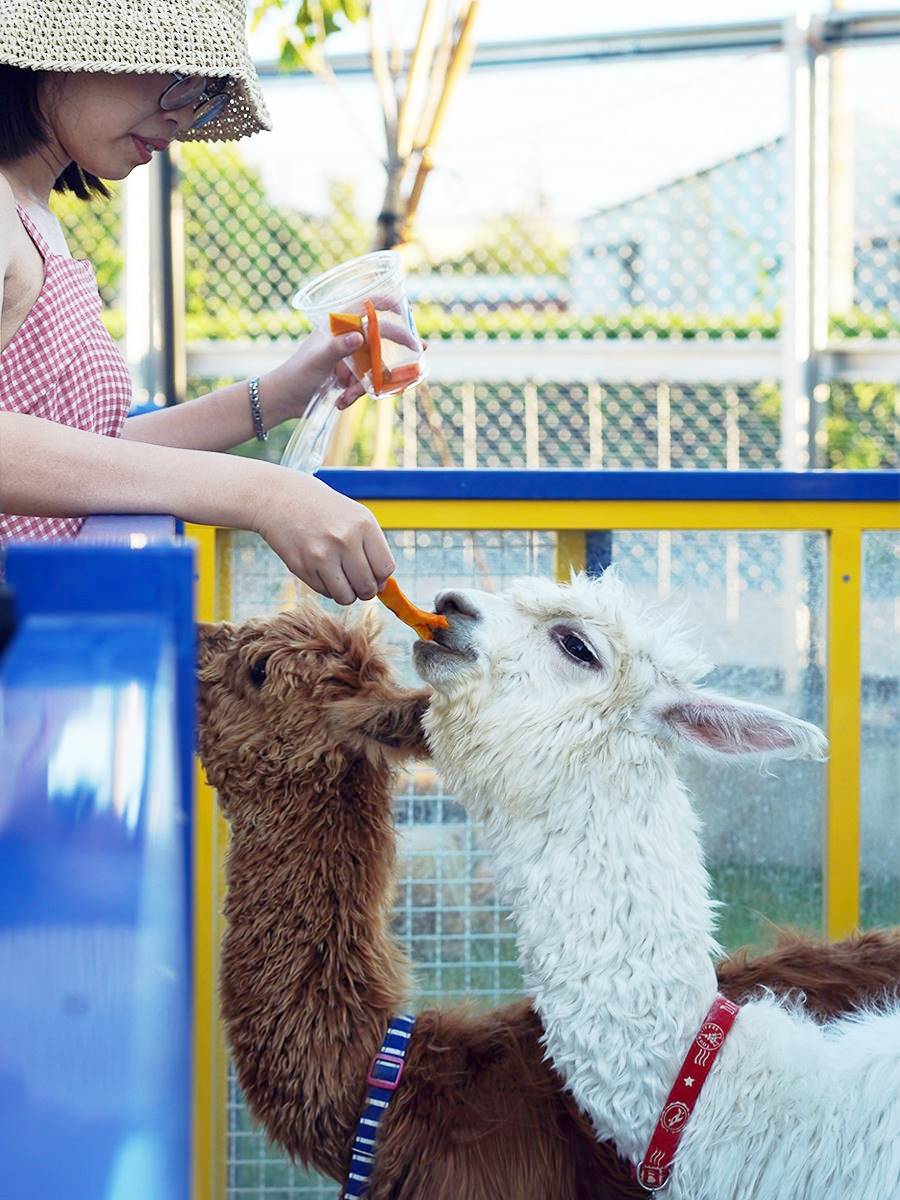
[382,362,420,389]
[377,577,449,641]
[329,310,371,380]
[328,311,363,335]
[363,299,384,394]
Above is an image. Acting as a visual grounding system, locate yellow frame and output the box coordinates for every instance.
[187,497,897,1199]
[188,524,231,1200]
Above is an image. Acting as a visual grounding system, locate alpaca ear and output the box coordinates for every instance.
[364,688,432,757]
[360,603,385,638]
[196,621,236,669]
[654,691,828,760]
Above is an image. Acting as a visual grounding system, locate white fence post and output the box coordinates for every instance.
[782,13,829,470]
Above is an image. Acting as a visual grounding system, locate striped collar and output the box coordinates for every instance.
[341,1013,416,1199]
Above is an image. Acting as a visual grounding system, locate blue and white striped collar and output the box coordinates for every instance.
[341,1013,416,1199]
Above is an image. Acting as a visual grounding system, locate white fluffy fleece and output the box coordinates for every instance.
[415,571,900,1200]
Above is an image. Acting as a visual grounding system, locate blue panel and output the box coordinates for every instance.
[3,542,196,818]
[317,468,900,503]
[0,614,189,1200]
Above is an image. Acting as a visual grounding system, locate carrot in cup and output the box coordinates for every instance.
[377,578,449,641]
[329,310,371,380]
[382,363,421,390]
[363,299,384,394]
[328,311,362,335]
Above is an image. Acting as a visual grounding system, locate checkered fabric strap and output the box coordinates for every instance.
[340,1013,416,1199]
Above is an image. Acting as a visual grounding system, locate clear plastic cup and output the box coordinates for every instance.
[281,251,426,473]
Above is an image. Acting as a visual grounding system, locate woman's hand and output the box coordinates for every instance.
[251,467,395,605]
[262,329,368,425]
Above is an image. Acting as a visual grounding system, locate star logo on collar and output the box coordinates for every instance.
[683,1076,695,1087]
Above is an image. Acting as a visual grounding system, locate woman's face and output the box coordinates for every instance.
[40,71,197,179]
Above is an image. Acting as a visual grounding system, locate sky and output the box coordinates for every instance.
[240,3,900,248]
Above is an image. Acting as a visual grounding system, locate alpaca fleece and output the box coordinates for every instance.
[199,602,900,1200]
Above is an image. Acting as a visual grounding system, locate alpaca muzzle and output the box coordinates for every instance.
[426,590,482,657]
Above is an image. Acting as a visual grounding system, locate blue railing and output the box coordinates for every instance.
[0,517,195,1200]
[316,467,899,502]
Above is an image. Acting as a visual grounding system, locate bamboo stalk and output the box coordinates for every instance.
[396,0,440,160]
[402,152,433,241]
[421,1,479,154]
[410,3,455,154]
[368,6,398,141]
[403,2,479,239]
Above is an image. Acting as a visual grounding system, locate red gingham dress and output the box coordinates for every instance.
[0,204,132,544]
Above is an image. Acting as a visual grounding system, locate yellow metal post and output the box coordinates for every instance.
[555,530,587,581]
[186,524,230,1200]
[825,527,862,940]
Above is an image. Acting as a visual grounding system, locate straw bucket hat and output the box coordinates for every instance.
[0,0,271,142]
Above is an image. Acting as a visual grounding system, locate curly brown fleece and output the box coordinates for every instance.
[197,604,900,1200]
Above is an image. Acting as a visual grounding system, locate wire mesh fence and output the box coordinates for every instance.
[218,522,897,1200]
[53,41,900,470]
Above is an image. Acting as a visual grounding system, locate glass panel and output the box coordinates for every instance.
[222,526,826,1196]
[613,530,826,948]
[860,531,900,928]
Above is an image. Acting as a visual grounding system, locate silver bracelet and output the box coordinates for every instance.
[248,376,267,442]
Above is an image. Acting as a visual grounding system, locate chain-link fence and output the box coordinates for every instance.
[218,519,898,1200]
[55,38,899,470]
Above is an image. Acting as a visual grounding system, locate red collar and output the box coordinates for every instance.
[634,993,740,1192]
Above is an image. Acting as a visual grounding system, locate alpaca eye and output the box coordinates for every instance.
[557,631,598,667]
[249,656,269,687]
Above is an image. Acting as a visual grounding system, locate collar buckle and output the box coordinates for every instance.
[366,1051,406,1091]
[636,1162,670,1191]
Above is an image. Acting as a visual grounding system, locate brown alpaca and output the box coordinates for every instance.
[197,605,900,1200]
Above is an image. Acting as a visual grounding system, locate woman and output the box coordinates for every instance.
[0,0,394,605]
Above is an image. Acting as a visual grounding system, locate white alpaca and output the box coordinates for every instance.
[413,571,900,1200]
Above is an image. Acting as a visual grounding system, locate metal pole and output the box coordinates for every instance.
[782,13,820,470]
[253,14,900,80]
[158,148,187,407]
[122,162,156,409]
[123,151,183,410]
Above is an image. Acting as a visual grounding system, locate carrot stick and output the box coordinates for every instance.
[377,577,449,641]
[363,299,384,394]
[328,311,362,335]
[382,363,421,389]
[329,310,371,380]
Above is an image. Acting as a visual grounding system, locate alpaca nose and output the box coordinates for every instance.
[435,591,481,622]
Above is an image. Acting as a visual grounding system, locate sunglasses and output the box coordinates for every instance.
[158,73,231,129]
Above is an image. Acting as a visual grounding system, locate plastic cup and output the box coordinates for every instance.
[280,251,426,473]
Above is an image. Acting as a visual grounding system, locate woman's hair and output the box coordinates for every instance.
[0,65,109,200]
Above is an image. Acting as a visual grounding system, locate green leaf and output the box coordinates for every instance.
[250,0,366,63]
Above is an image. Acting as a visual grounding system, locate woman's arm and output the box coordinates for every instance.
[123,373,288,450]
[0,410,393,603]
[123,329,365,451]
